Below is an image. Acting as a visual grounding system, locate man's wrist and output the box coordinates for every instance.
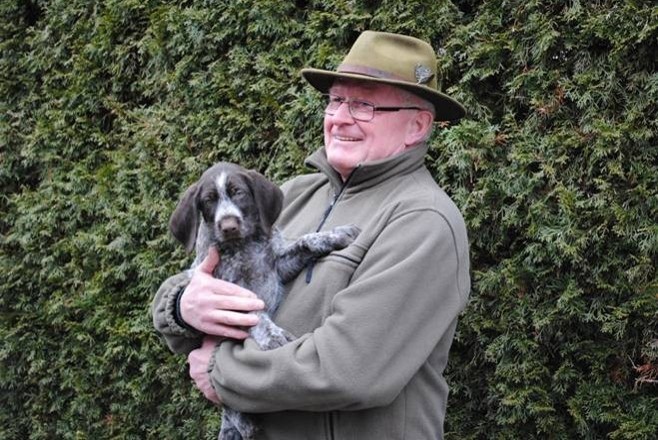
[163,273,201,337]
[173,285,197,331]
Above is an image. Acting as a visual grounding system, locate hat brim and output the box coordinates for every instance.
[301,68,466,122]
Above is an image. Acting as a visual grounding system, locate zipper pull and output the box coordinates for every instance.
[305,166,360,284]
[305,262,315,283]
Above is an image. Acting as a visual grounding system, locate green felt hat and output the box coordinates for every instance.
[301,31,466,121]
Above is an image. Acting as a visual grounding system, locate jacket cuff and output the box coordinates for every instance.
[164,272,202,337]
[207,342,222,396]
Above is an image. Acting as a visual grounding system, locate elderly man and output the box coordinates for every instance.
[152,30,470,439]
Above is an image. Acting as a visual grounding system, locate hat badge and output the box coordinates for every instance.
[414,64,434,85]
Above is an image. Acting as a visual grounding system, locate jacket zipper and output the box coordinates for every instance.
[305,166,360,283]
[326,411,336,440]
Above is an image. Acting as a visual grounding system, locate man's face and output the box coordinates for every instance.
[323,81,426,180]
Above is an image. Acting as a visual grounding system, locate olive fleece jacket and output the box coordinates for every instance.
[152,144,470,439]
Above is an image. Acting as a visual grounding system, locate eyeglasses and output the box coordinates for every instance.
[323,94,424,122]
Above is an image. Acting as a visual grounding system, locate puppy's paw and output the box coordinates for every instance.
[330,224,361,248]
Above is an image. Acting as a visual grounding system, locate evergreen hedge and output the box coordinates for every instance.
[1,0,656,438]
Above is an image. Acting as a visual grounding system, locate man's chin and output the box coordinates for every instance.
[326,156,357,179]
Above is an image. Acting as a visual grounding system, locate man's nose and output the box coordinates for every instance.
[329,101,355,123]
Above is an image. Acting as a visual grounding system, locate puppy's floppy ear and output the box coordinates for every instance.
[245,170,283,234]
[169,182,200,253]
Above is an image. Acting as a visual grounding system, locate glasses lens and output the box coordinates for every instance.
[325,95,342,113]
[323,95,374,121]
[349,100,374,121]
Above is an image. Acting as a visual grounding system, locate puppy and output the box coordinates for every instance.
[169,162,359,440]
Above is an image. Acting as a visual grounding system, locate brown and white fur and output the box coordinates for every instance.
[169,162,359,440]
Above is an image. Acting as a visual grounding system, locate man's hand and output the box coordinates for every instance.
[188,335,222,405]
[180,247,265,339]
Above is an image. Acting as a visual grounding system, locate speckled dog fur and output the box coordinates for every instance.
[169,162,359,440]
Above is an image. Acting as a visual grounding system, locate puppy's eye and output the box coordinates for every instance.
[228,186,248,198]
[201,191,217,205]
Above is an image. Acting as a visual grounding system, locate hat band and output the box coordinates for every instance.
[337,63,408,82]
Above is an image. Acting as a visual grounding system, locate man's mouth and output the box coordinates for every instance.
[334,135,360,142]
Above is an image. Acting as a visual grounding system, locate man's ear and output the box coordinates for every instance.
[405,110,434,146]
[169,182,200,253]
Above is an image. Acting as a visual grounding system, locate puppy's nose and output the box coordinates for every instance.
[219,216,241,236]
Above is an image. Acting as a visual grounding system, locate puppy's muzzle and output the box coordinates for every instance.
[219,216,241,238]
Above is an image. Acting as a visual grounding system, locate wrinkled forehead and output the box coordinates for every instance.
[329,78,433,112]
[328,79,402,101]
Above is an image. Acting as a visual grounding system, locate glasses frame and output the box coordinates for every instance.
[323,94,425,122]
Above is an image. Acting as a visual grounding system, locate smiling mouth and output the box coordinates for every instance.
[334,135,360,142]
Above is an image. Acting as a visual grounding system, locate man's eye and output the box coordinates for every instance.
[351,100,371,111]
[327,95,343,108]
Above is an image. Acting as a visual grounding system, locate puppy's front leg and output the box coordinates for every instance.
[250,313,295,350]
[276,224,360,283]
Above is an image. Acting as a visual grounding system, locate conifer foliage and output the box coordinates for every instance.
[1,1,656,438]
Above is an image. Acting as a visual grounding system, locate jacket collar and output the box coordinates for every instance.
[304,143,429,192]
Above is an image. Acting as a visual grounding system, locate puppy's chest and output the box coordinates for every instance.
[212,244,283,312]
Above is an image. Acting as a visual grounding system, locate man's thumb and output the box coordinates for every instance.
[198,247,220,274]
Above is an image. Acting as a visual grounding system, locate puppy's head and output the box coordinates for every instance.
[169,163,283,252]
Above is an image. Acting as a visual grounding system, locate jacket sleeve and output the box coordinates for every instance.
[210,209,470,412]
[151,271,204,355]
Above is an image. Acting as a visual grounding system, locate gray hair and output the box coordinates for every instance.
[394,88,436,142]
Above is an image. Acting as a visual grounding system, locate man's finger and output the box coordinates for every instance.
[208,278,260,299]
[206,323,252,340]
[212,295,265,312]
[209,309,260,327]
[198,247,220,274]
